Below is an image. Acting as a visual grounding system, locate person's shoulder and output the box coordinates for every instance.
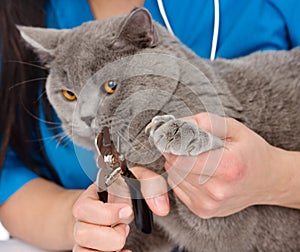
[267,0,300,45]
[266,0,300,13]
[267,0,298,4]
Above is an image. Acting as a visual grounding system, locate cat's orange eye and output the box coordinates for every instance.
[103,80,118,94]
[62,89,77,101]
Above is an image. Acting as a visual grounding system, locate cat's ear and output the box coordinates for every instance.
[111,7,158,50]
[17,26,67,64]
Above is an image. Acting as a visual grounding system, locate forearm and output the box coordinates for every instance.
[268,147,300,209]
[0,178,83,250]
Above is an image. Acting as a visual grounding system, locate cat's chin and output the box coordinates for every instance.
[66,130,95,150]
[72,135,95,150]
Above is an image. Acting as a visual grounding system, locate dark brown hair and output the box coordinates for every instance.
[0,0,61,183]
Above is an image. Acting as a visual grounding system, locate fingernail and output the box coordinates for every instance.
[119,206,133,219]
[154,195,169,215]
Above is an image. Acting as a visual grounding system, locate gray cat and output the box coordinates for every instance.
[19,8,300,252]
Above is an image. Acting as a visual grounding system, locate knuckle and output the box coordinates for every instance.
[117,235,126,250]
[207,185,227,202]
[189,201,216,219]
[114,224,129,249]
[114,233,127,250]
[72,200,85,219]
[73,222,88,246]
[211,191,226,202]
[202,200,219,213]
[105,214,115,225]
[194,208,214,219]
[198,212,214,219]
[101,206,118,224]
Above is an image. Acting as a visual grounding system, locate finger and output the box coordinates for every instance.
[108,176,132,204]
[108,181,134,224]
[130,166,170,216]
[73,221,129,251]
[167,170,204,198]
[73,244,105,252]
[191,112,245,140]
[72,244,91,252]
[167,178,193,207]
[165,163,206,188]
[164,155,200,186]
[167,175,211,216]
[169,177,219,218]
[164,148,226,184]
[84,183,102,200]
[73,200,133,225]
[73,246,132,252]
[145,192,170,216]
[108,188,132,205]
[164,153,210,179]
[73,185,133,225]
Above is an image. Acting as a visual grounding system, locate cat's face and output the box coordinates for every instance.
[19,8,184,158]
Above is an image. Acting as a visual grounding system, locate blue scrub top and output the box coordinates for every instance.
[1,0,300,204]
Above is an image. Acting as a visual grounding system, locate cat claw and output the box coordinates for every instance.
[145,114,176,136]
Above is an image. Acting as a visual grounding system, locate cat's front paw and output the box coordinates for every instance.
[146,115,223,155]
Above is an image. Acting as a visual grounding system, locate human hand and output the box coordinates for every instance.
[128,166,170,217]
[72,184,133,252]
[125,112,300,220]
[163,112,286,218]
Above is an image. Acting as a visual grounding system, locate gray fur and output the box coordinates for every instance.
[19,8,300,252]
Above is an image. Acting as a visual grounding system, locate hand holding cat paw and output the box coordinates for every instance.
[146,114,223,155]
[163,112,279,218]
[72,184,133,252]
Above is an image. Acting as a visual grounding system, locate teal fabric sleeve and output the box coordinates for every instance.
[0,148,40,204]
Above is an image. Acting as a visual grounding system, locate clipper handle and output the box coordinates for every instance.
[123,170,153,234]
[98,191,108,202]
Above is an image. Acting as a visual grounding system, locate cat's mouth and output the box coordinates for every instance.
[67,125,96,149]
[100,110,163,165]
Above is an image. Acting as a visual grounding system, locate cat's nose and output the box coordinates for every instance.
[81,116,94,127]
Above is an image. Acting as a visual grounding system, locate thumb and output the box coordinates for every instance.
[162,112,242,165]
[160,112,226,163]
[191,112,243,140]
[130,166,170,216]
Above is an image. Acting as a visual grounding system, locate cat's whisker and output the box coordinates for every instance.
[42,120,62,126]
[21,103,61,126]
[36,89,47,102]
[5,60,48,70]
[55,133,70,149]
[48,125,64,130]
[29,131,65,143]
[9,77,48,90]
[35,131,69,149]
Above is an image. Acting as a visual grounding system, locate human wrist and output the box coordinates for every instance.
[264,147,300,209]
